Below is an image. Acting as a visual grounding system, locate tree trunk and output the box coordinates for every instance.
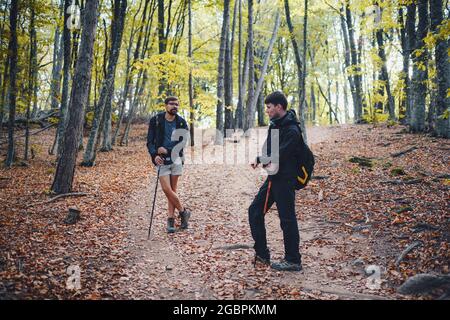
[0,55,8,136]
[243,0,255,132]
[25,1,38,161]
[158,0,167,96]
[301,0,308,116]
[224,0,238,135]
[119,0,152,146]
[101,0,128,151]
[405,4,417,125]
[257,84,265,126]
[215,0,230,144]
[188,0,194,146]
[340,10,356,121]
[430,0,450,137]
[50,1,64,113]
[51,0,100,194]
[398,6,411,124]
[82,0,127,165]
[112,6,138,146]
[410,0,428,133]
[235,0,243,129]
[310,82,316,124]
[284,0,307,142]
[252,11,280,114]
[55,0,73,158]
[5,0,19,167]
[345,3,364,123]
[375,27,396,121]
[235,41,248,130]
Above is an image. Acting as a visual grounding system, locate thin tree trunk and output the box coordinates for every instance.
[112,4,140,146]
[0,56,8,136]
[120,0,152,146]
[101,0,128,151]
[301,0,308,116]
[236,41,248,129]
[284,0,307,142]
[405,4,417,125]
[410,0,428,133]
[215,0,230,144]
[82,0,127,165]
[430,0,450,137]
[310,82,316,124]
[235,0,243,130]
[243,0,255,132]
[25,1,38,161]
[373,5,395,121]
[257,83,265,126]
[398,7,409,124]
[188,0,194,146]
[158,0,167,96]
[5,0,19,167]
[345,3,364,123]
[375,27,395,121]
[224,0,238,135]
[49,1,64,114]
[55,0,73,158]
[252,11,280,113]
[51,0,100,194]
[340,10,356,121]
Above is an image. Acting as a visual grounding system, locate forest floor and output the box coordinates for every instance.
[0,123,448,299]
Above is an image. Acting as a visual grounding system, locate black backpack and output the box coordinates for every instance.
[292,124,315,190]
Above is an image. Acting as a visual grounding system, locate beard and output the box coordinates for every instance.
[168,108,178,115]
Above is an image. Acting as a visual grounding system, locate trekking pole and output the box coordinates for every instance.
[147,165,161,240]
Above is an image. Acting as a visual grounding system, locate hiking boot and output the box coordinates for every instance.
[253,255,270,267]
[271,259,302,272]
[179,209,191,229]
[167,218,175,233]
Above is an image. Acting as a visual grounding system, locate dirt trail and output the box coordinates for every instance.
[120,125,395,300]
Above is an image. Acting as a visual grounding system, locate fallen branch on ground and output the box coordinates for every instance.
[0,123,57,146]
[395,240,422,266]
[391,146,417,157]
[27,192,88,208]
[213,244,252,250]
[380,178,423,185]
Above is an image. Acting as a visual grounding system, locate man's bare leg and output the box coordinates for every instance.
[167,175,180,218]
[159,175,184,219]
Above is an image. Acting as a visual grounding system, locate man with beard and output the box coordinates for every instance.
[147,96,191,233]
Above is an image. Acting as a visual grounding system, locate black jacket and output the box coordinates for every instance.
[258,109,302,182]
[146,112,189,165]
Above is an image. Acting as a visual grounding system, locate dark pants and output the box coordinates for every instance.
[248,178,301,264]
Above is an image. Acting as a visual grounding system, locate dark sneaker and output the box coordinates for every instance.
[271,259,302,271]
[179,209,191,229]
[253,255,270,267]
[167,218,175,233]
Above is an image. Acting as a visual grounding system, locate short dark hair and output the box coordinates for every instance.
[164,96,179,105]
[264,91,288,110]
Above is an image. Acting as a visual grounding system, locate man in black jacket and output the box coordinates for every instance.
[147,96,191,233]
[249,91,303,271]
